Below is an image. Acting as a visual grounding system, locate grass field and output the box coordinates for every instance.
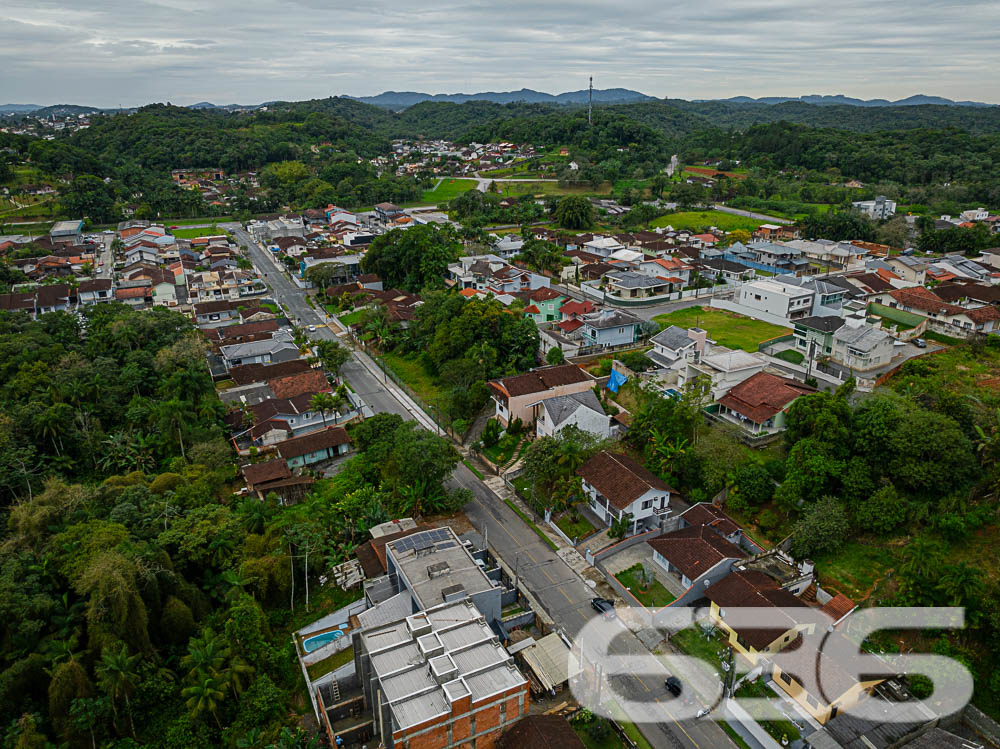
[554,511,597,541]
[170,226,229,239]
[813,538,898,601]
[496,180,612,198]
[653,306,791,352]
[773,349,805,365]
[381,352,447,405]
[417,178,478,204]
[337,309,364,328]
[651,210,763,232]
[615,563,676,608]
[482,433,520,466]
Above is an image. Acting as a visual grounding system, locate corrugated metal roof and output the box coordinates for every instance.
[519,633,581,692]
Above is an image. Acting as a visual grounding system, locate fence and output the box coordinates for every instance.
[587,527,663,565]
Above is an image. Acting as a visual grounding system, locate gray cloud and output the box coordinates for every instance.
[1,0,998,106]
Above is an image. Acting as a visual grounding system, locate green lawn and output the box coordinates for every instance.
[337,309,364,328]
[462,459,484,480]
[813,538,897,601]
[651,211,764,232]
[669,626,727,671]
[305,645,355,681]
[482,433,520,466]
[381,352,447,405]
[170,226,230,239]
[417,178,478,204]
[573,718,628,749]
[733,679,802,743]
[923,331,963,346]
[615,563,677,608]
[652,306,791,352]
[554,511,597,541]
[773,349,805,365]
[261,302,279,313]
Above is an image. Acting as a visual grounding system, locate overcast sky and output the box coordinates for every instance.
[2,0,998,107]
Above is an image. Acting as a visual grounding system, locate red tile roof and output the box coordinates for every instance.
[648,525,746,581]
[718,372,816,425]
[558,319,584,333]
[704,570,809,649]
[228,359,312,386]
[559,299,595,316]
[490,364,591,401]
[680,503,742,538]
[819,593,856,624]
[577,451,674,511]
[268,369,329,399]
[276,426,350,459]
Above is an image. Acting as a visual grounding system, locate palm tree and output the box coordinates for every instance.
[309,392,337,428]
[181,628,227,681]
[96,644,141,737]
[937,563,984,607]
[182,674,226,728]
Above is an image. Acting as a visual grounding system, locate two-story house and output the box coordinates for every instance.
[830,321,897,371]
[579,309,643,349]
[676,348,768,401]
[276,426,351,468]
[521,287,568,324]
[533,390,610,439]
[489,364,594,427]
[646,326,705,371]
[577,451,674,535]
[716,371,817,436]
[77,279,113,306]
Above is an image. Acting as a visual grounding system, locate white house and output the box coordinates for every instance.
[831,319,898,371]
[676,347,768,401]
[735,278,815,322]
[852,196,896,220]
[532,390,610,439]
[646,325,705,371]
[577,451,674,535]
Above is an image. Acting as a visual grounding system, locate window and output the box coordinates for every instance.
[806,695,820,709]
[778,670,792,686]
[641,499,653,510]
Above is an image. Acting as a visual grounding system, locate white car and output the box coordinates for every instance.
[308,325,317,332]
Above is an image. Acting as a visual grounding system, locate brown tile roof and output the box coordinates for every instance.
[490,364,591,401]
[648,525,745,581]
[718,372,816,425]
[527,287,564,303]
[819,593,856,624]
[115,286,149,300]
[268,369,329,399]
[558,319,584,333]
[559,299,595,316]
[680,503,742,538]
[78,278,112,293]
[577,451,674,511]
[497,715,585,749]
[194,299,239,315]
[228,358,312,386]
[704,570,808,650]
[276,426,350,459]
[241,458,292,487]
[216,320,280,341]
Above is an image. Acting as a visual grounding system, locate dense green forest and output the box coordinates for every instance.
[0,305,465,747]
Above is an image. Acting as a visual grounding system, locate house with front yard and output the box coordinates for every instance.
[696,257,756,284]
[276,426,350,468]
[882,286,1000,337]
[489,364,594,427]
[735,277,815,322]
[792,315,843,357]
[637,256,693,284]
[830,321,897,371]
[533,389,610,439]
[605,271,677,299]
[577,451,674,535]
[220,333,299,370]
[716,371,816,436]
[579,309,643,349]
[649,525,746,592]
[77,278,113,306]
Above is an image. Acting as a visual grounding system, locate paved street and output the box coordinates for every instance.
[231,224,736,748]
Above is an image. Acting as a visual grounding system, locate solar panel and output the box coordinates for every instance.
[436,542,456,550]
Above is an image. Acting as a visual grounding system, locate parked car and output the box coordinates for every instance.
[308,325,317,332]
[913,338,927,348]
[591,597,615,618]
[665,676,683,698]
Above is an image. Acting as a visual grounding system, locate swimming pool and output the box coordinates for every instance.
[303,626,347,653]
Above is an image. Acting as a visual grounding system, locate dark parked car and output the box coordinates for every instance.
[665,676,683,697]
[591,597,615,618]
[913,338,927,348]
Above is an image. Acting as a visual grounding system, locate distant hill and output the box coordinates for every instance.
[31,104,104,117]
[350,88,653,110]
[0,104,42,115]
[708,93,996,108]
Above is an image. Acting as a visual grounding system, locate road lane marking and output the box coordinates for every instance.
[654,697,701,749]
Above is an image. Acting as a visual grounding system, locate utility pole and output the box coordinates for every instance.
[588,76,593,126]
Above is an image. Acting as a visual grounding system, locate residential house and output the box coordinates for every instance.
[649,524,746,590]
[930,254,992,282]
[604,271,676,299]
[559,299,595,321]
[227,358,313,387]
[830,320,897,371]
[735,278,815,322]
[646,325,704,371]
[276,426,350,468]
[114,285,153,309]
[521,287,568,323]
[249,393,337,445]
[676,348,768,401]
[579,309,643,348]
[489,364,594,427]
[220,334,299,370]
[716,371,817,436]
[883,286,1000,337]
[34,284,75,315]
[497,715,585,749]
[374,202,403,223]
[726,241,809,275]
[193,300,242,324]
[268,368,331,400]
[578,262,617,282]
[491,233,524,259]
[49,220,84,245]
[77,278,113,305]
[885,255,928,284]
[582,236,626,258]
[240,458,314,504]
[852,195,896,219]
[533,389,610,439]
[577,451,674,535]
[696,257,756,284]
[792,315,844,357]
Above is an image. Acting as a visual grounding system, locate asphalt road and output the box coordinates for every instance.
[455,466,734,749]
[230,223,735,748]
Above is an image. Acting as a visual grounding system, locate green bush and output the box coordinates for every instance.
[482,418,501,448]
[757,509,780,530]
